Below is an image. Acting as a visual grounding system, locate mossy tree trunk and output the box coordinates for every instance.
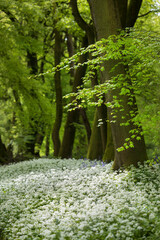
[88,0,147,169]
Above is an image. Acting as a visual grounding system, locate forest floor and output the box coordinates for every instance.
[0,158,160,239]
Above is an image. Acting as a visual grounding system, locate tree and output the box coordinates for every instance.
[52,29,63,157]
[87,0,148,169]
[70,0,114,161]
[0,0,54,159]
[0,136,10,164]
[59,35,88,158]
[0,0,159,164]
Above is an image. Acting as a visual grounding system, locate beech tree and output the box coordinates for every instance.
[87,0,148,169]
[0,0,54,159]
[70,0,114,161]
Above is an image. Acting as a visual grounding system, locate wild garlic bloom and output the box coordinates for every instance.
[0,158,160,239]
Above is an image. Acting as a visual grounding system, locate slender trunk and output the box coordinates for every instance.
[34,133,44,157]
[0,137,8,164]
[59,109,80,158]
[26,48,39,156]
[97,103,108,153]
[66,32,75,83]
[70,0,114,161]
[59,36,88,158]
[87,73,109,159]
[88,0,147,169]
[27,51,38,75]
[87,109,103,160]
[45,134,50,157]
[80,108,91,144]
[88,43,109,160]
[12,90,36,156]
[40,57,45,83]
[103,120,114,163]
[52,30,63,157]
[70,0,115,159]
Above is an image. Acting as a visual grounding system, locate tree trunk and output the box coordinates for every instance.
[27,51,38,75]
[70,0,112,160]
[97,103,108,153]
[52,30,63,157]
[59,109,80,158]
[66,32,75,83]
[26,47,39,156]
[103,120,114,163]
[34,133,44,157]
[80,108,91,144]
[88,0,147,169]
[87,109,103,160]
[45,134,50,157]
[0,137,9,164]
[59,36,88,158]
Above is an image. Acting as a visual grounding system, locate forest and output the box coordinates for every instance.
[0,0,160,239]
[0,0,160,168]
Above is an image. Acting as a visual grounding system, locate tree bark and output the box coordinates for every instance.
[87,109,103,160]
[45,134,50,157]
[103,120,114,163]
[126,0,143,27]
[70,0,114,161]
[97,103,108,153]
[0,137,9,164]
[59,109,80,158]
[66,32,75,82]
[59,36,88,158]
[52,30,63,157]
[34,133,44,157]
[88,0,147,169]
[70,0,95,43]
[80,108,91,144]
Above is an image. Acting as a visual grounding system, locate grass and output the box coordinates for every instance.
[0,158,160,239]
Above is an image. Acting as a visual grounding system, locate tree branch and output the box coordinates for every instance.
[138,9,160,18]
[70,0,95,44]
[70,0,90,32]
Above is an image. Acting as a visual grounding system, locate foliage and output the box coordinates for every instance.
[0,0,160,159]
[53,28,160,154]
[0,0,89,159]
[0,158,160,239]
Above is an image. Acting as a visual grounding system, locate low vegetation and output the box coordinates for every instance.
[0,158,160,239]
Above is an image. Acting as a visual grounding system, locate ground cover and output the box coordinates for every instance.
[0,158,160,239]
